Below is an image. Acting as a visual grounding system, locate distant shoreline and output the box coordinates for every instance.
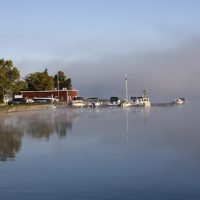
[0,100,181,113]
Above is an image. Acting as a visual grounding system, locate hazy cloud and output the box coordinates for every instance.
[15,38,200,100]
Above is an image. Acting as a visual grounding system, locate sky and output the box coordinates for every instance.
[1,0,200,100]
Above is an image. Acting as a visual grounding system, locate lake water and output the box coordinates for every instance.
[0,101,200,200]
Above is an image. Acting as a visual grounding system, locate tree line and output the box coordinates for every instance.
[0,59,72,102]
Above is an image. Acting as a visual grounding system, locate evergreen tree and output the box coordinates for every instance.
[53,71,72,90]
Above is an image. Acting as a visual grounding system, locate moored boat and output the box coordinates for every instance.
[130,89,151,107]
[131,97,151,107]
[142,97,151,107]
[107,97,121,106]
[175,98,185,105]
[87,97,102,107]
[70,97,87,108]
[121,100,133,107]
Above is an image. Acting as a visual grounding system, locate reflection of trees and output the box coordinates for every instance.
[54,112,74,138]
[55,121,71,138]
[0,110,77,161]
[25,110,77,139]
[26,116,54,139]
[0,120,22,161]
[55,121,67,137]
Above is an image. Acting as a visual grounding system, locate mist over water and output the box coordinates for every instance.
[0,101,200,200]
[16,38,200,100]
[1,4,199,199]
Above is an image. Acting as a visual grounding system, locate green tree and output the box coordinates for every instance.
[0,59,22,101]
[25,69,54,91]
[13,80,26,93]
[53,71,72,90]
[66,78,72,90]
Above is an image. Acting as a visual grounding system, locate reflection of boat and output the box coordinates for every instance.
[48,104,57,109]
[175,98,185,105]
[141,107,150,122]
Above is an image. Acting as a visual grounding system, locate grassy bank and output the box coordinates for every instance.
[0,104,54,113]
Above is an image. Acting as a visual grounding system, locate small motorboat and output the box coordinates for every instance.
[70,97,87,108]
[107,97,121,106]
[130,96,151,107]
[87,97,102,107]
[175,98,186,105]
[121,100,133,107]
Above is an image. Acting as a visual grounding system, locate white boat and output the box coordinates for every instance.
[121,100,133,107]
[107,97,121,106]
[132,97,151,107]
[141,97,151,107]
[130,97,140,106]
[130,89,151,107]
[175,98,185,105]
[71,97,87,108]
[71,100,86,108]
[32,97,58,104]
[141,89,151,107]
[87,97,102,107]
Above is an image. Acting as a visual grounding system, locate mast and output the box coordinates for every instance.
[125,73,128,100]
[143,89,147,98]
[57,65,59,102]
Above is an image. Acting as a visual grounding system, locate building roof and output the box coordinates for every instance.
[20,89,78,93]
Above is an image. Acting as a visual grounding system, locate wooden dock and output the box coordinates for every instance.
[151,102,175,106]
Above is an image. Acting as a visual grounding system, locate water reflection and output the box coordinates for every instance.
[1,103,200,200]
[24,109,76,139]
[0,117,23,161]
[0,109,77,161]
[141,107,150,123]
[0,107,153,161]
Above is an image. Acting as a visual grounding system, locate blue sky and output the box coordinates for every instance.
[1,0,200,99]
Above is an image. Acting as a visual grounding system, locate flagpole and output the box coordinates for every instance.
[57,65,59,102]
[125,73,128,100]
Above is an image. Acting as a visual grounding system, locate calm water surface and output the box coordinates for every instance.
[0,101,200,200]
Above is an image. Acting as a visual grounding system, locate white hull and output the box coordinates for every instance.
[121,100,132,107]
[88,102,101,107]
[71,100,87,108]
[132,97,151,107]
[107,102,121,106]
[175,98,185,105]
[143,101,151,107]
[108,97,121,106]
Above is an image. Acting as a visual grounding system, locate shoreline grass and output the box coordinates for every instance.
[0,104,54,113]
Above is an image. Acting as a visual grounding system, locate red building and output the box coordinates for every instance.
[20,89,78,102]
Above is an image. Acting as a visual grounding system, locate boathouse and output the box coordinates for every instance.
[20,89,78,102]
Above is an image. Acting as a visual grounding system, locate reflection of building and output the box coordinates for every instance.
[20,89,78,102]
